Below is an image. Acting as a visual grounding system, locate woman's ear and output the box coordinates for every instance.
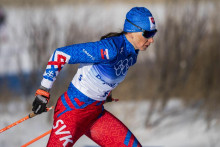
[125,33,135,43]
[126,32,134,39]
[125,32,136,49]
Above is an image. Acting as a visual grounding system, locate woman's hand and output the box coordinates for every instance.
[32,86,50,114]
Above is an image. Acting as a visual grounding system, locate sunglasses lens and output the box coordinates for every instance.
[143,29,157,38]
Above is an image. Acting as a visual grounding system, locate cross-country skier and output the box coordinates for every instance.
[32,7,157,147]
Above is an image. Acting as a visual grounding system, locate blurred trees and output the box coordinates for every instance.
[144,2,220,127]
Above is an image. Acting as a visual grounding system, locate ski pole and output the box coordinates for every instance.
[0,106,54,133]
[21,129,52,147]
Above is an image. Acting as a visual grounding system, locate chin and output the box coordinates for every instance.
[140,47,147,51]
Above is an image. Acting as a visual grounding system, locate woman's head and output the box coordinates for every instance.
[124,7,157,51]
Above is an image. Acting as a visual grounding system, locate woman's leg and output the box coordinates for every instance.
[85,110,142,147]
[47,92,104,147]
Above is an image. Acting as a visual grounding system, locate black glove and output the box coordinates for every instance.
[32,86,50,114]
[105,91,119,103]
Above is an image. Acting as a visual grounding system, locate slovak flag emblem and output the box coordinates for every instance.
[149,16,156,30]
[101,49,109,59]
[150,17,155,24]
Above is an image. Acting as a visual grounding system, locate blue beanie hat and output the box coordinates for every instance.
[123,7,156,32]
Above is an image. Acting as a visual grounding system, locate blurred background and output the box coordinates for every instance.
[0,0,220,147]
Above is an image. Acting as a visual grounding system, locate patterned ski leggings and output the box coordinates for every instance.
[47,91,142,147]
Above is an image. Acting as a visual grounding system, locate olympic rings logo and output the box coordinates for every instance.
[114,57,133,76]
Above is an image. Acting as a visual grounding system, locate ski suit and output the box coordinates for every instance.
[42,34,142,147]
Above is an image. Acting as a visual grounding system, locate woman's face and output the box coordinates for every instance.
[127,32,154,51]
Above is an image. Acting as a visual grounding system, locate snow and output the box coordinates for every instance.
[0,99,220,147]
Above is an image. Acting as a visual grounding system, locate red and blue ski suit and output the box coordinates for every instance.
[41,34,142,147]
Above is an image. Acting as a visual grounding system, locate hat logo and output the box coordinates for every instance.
[150,17,155,24]
[149,17,156,30]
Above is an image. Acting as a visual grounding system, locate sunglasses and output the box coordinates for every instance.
[126,19,157,39]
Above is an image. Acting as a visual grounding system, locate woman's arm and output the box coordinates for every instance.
[41,39,117,89]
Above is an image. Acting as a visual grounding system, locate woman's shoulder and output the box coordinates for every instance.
[99,36,125,61]
[101,35,125,51]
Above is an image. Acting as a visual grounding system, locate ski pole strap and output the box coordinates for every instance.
[21,129,52,147]
[35,89,50,99]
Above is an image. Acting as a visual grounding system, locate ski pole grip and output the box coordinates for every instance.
[29,112,37,118]
[29,106,53,118]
